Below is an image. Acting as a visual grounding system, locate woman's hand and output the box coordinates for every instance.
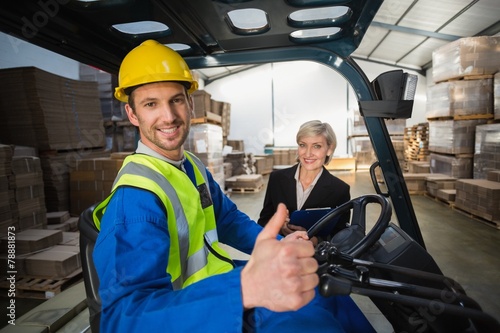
[281,219,305,236]
[282,222,319,246]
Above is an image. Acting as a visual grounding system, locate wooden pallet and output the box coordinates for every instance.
[228,184,264,193]
[453,113,494,121]
[0,268,82,299]
[426,114,493,121]
[424,193,455,208]
[191,111,222,125]
[452,206,500,230]
[435,74,494,84]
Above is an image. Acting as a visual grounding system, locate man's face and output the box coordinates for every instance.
[125,81,193,161]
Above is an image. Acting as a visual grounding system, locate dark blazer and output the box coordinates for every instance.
[258,164,350,238]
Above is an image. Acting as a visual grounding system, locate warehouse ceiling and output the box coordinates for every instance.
[0,0,499,81]
[354,0,500,71]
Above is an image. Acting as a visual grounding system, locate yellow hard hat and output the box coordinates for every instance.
[114,39,198,103]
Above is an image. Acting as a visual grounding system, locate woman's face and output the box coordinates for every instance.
[297,134,334,172]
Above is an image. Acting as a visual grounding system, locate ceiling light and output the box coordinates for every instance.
[289,27,342,43]
[288,6,351,27]
[112,21,170,36]
[225,8,270,35]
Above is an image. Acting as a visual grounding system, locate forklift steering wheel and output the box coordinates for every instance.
[307,194,392,258]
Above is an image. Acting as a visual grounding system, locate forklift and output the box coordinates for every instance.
[1,1,499,332]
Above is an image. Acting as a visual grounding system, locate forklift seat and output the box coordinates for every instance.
[78,204,101,333]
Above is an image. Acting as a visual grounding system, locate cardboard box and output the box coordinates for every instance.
[408,161,430,174]
[432,36,500,83]
[0,66,105,151]
[46,211,70,225]
[455,179,500,223]
[192,90,212,117]
[473,123,500,179]
[1,229,63,255]
[403,173,432,192]
[425,174,456,197]
[226,174,264,190]
[436,189,456,202]
[487,170,500,183]
[430,153,472,179]
[24,245,81,278]
[253,155,274,175]
[426,79,493,119]
[428,119,487,155]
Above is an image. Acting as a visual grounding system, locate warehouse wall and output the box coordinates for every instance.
[205,59,427,155]
[0,33,79,79]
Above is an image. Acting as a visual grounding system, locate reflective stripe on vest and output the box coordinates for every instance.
[93,152,233,290]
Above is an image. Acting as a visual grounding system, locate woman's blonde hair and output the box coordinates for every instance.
[296,120,337,164]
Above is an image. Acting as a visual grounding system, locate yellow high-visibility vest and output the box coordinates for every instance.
[93,151,234,289]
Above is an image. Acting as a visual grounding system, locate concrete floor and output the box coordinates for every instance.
[225,170,500,331]
[2,170,499,331]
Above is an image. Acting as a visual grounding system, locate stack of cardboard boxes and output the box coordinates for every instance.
[0,67,109,212]
[413,36,500,227]
[427,36,499,180]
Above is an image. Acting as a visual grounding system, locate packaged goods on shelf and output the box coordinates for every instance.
[487,170,500,182]
[455,179,500,225]
[269,147,298,166]
[432,36,500,83]
[253,155,274,175]
[407,161,430,173]
[474,123,500,179]
[192,90,212,117]
[185,123,225,189]
[0,67,105,151]
[430,153,472,179]
[1,229,63,255]
[226,174,264,192]
[70,156,125,216]
[226,140,244,152]
[24,244,81,278]
[224,151,247,176]
[426,79,493,119]
[425,174,456,198]
[10,156,47,231]
[0,145,14,230]
[403,173,432,193]
[428,119,487,155]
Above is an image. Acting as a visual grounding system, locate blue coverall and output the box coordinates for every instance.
[93,157,375,332]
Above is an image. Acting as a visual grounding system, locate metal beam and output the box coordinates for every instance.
[370,21,462,41]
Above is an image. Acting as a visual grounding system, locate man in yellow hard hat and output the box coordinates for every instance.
[92,40,374,332]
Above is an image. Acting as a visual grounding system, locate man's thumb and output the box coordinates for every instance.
[257,203,288,241]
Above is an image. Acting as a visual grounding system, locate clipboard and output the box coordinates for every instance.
[289,208,339,237]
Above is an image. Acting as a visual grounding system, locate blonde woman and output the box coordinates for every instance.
[258,120,350,244]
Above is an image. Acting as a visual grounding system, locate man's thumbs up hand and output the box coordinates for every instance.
[241,203,319,312]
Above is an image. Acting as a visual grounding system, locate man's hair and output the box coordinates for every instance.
[126,81,191,110]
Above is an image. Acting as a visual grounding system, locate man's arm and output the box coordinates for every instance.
[94,187,246,332]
